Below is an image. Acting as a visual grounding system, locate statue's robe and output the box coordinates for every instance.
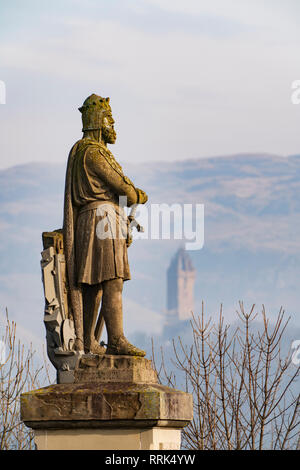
[63,138,138,344]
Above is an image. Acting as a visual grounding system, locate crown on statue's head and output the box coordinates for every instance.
[79,94,112,132]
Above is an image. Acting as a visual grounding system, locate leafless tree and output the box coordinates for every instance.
[0,311,51,450]
[152,303,300,450]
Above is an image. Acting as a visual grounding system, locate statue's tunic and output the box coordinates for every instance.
[69,138,138,285]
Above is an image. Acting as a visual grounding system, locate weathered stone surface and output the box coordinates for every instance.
[20,382,193,430]
[21,355,193,438]
[74,354,158,384]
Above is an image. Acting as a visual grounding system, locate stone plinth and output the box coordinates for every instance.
[20,355,193,450]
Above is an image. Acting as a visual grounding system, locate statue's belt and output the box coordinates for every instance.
[78,200,119,214]
[78,201,128,224]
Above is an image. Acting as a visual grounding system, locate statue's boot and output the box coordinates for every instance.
[106,334,146,357]
[74,337,84,352]
[84,337,106,355]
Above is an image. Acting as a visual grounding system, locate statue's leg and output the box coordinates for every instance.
[82,283,106,354]
[101,278,145,357]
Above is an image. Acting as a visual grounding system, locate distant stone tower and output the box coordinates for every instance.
[167,248,196,322]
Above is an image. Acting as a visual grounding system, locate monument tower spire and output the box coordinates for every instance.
[167,247,196,322]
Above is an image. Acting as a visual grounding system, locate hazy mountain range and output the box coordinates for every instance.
[1,152,300,356]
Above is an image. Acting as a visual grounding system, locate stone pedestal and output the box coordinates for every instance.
[21,355,193,450]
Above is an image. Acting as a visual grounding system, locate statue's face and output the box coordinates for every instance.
[102,111,116,145]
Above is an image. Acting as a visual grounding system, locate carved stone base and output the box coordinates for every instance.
[20,354,193,450]
[74,354,158,384]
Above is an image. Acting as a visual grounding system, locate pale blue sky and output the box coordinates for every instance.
[0,0,300,168]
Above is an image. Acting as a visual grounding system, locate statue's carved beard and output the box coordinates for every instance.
[102,126,116,144]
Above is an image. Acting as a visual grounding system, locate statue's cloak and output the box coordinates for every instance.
[63,140,84,348]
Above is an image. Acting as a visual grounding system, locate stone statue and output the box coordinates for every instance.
[41,94,148,380]
[64,93,148,355]
[25,95,193,446]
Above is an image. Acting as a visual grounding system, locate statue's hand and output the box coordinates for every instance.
[136,188,148,204]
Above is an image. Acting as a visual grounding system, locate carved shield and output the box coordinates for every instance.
[41,231,78,380]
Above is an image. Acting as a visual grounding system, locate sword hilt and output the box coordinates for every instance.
[128,204,144,233]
